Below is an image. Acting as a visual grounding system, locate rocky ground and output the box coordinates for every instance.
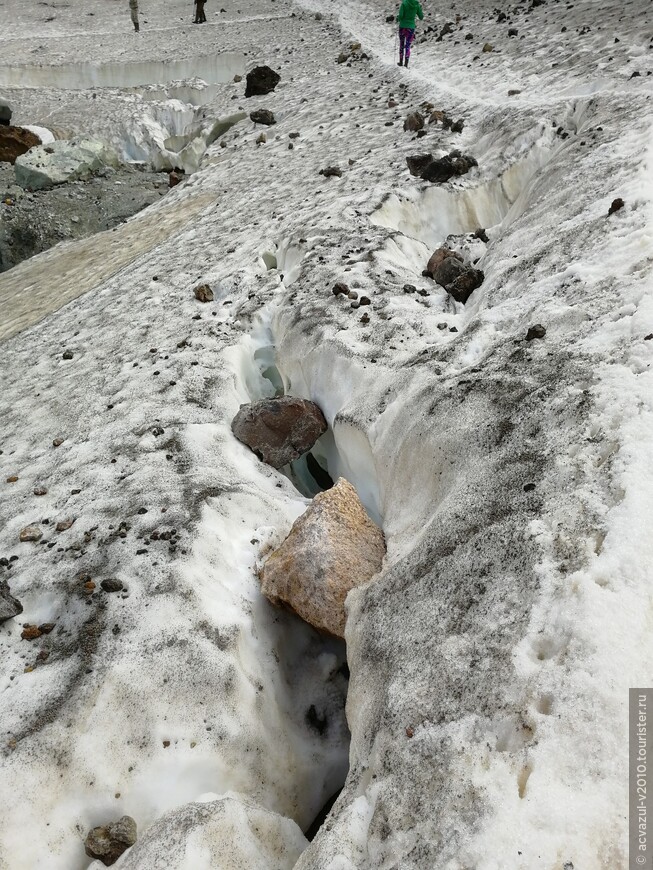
[0,162,168,271]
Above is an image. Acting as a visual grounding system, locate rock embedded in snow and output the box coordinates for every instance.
[0,579,22,624]
[249,109,276,125]
[260,477,386,637]
[0,99,11,125]
[427,246,463,277]
[608,197,625,215]
[19,525,42,542]
[420,151,478,183]
[406,153,434,176]
[319,166,342,178]
[231,396,327,469]
[447,266,484,303]
[118,795,306,870]
[0,126,41,164]
[193,283,214,303]
[403,111,425,132]
[526,324,547,340]
[244,65,280,97]
[14,139,118,190]
[84,815,137,866]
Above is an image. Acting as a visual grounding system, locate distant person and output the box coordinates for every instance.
[129,0,139,32]
[396,0,424,67]
[194,0,207,24]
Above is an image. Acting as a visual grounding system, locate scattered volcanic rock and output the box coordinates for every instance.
[244,66,280,98]
[259,478,386,637]
[84,816,137,866]
[250,109,276,126]
[428,247,484,303]
[231,396,328,468]
[608,197,624,215]
[19,525,42,542]
[0,126,41,165]
[0,580,22,624]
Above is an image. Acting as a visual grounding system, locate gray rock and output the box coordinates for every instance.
[526,324,547,340]
[0,580,22,624]
[231,396,327,468]
[249,109,276,126]
[84,815,137,866]
[14,139,119,190]
[244,66,280,98]
[260,478,386,636]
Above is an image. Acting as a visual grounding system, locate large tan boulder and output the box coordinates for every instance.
[260,478,385,637]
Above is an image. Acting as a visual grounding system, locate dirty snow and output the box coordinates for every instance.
[1,0,652,867]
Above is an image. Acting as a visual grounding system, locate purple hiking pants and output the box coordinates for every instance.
[399,27,415,63]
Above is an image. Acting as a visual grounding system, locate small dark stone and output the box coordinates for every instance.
[474,227,489,243]
[332,282,349,296]
[608,197,624,215]
[359,296,371,305]
[403,284,417,293]
[525,324,547,341]
[319,166,342,178]
[644,334,653,341]
[193,283,214,303]
[62,350,73,360]
[523,483,536,492]
[101,578,124,593]
[249,109,276,126]
[84,816,137,866]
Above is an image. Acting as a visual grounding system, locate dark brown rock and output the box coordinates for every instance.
[427,247,463,277]
[0,126,40,165]
[403,111,425,132]
[249,109,276,126]
[420,152,478,184]
[193,283,214,303]
[231,397,328,469]
[432,256,468,289]
[101,578,124,593]
[244,66,280,98]
[406,153,433,177]
[608,197,624,215]
[319,166,342,178]
[0,580,22,624]
[447,268,484,303]
[84,816,137,866]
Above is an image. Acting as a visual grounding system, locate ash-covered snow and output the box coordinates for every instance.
[0,0,652,867]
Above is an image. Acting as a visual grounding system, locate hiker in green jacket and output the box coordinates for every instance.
[397,0,424,67]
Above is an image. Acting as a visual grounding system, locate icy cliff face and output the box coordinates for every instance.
[0,0,652,867]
